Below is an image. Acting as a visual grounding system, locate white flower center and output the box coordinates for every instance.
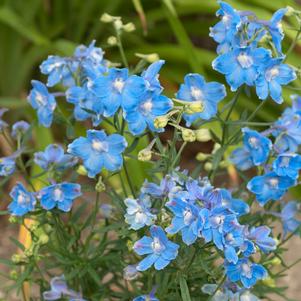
[135,210,146,224]
[226,233,234,242]
[53,187,63,201]
[269,178,279,188]
[248,137,259,149]
[242,263,252,278]
[113,78,125,93]
[190,86,204,101]
[35,92,46,106]
[237,52,253,69]
[212,215,224,226]
[280,156,290,167]
[91,139,108,152]
[140,99,153,115]
[265,66,279,82]
[183,208,194,225]
[151,237,165,253]
[17,193,30,205]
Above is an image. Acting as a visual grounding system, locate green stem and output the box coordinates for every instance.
[116,28,129,69]
[123,158,136,197]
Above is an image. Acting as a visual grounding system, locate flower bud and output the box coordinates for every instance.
[24,248,33,257]
[107,36,117,46]
[123,265,139,280]
[28,222,38,232]
[204,162,213,171]
[196,152,209,162]
[138,149,152,162]
[77,165,87,176]
[270,257,281,266]
[154,115,169,129]
[286,6,296,16]
[43,224,52,234]
[96,176,105,192]
[219,160,229,168]
[123,22,136,32]
[9,216,18,224]
[127,240,134,251]
[39,234,49,245]
[185,101,204,114]
[195,128,211,142]
[100,13,114,23]
[11,254,22,263]
[135,53,160,63]
[114,19,123,31]
[212,143,221,154]
[182,128,196,142]
[261,277,275,287]
[10,270,18,280]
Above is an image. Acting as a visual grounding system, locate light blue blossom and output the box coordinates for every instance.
[124,195,156,230]
[123,265,139,280]
[67,130,127,178]
[38,182,81,212]
[242,128,272,166]
[133,291,159,301]
[230,147,253,171]
[273,153,301,179]
[225,258,267,288]
[8,183,36,216]
[141,60,165,93]
[212,46,270,91]
[34,144,78,171]
[28,80,56,127]
[280,201,301,236]
[176,73,226,126]
[0,108,8,130]
[133,225,179,271]
[247,226,276,253]
[255,58,296,104]
[0,156,16,176]
[123,75,173,135]
[11,120,30,139]
[247,172,295,206]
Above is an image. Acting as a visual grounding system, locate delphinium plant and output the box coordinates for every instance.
[1,2,301,300]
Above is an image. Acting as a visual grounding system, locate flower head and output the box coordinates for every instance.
[247,226,276,253]
[8,183,36,216]
[273,153,301,179]
[280,201,301,236]
[141,60,165,93]
[28,80,56,127]
[11,120,30,139]
[133,225,179,271]
[230,147,253,171]
[67,130,127,177]
[0,156,16,176]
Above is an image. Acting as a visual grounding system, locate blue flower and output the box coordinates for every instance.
[0,108,8,130]
[123,265,139,280]
[165,198,204,245]
[133,290,159,301]
[40,56,77,87]
[280,201,301,236]
[141,60,165,93]
[8,183,36,216]
[242,128,272,166]
[133,225,179,271]
[0,156,16,176]
[11,120,30,139]
[39,182,81,212]
[66,85,103,126]
[141,176,178,198]
[247,226,276,253]
[176,73,226,126]
[273,153,301,179]
[34,144,78,171]
[255,58,296,104]
[225,258,267,288]
[123,75,173,135]
[247,172,295,206]
[28,80,56,127]
[67,130,127,178]
[230,147,254,171]
[90,68,128,117]
[209,1,242,54]
[212,46,270,91]
[124,195,156,230]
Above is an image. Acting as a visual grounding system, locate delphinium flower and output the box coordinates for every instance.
[141,60,165,93]
[247,172,295,206]
[0,108,8,130]
[11,120,30,139]
[176,73,226,126]
[8,183,36,216]
[280,201,301,236]
[43,275,85,301]
[124,194,156,230]
[133,289,159,301]
[165,197,204,245]
[212,46,271,92]
[229,147,254,171]
[122,75,173,135]
[27,80,56,127]
[0,156,16,176]
[34,144,78,171]
[133,225,179,271]
[225,258,267,288]
[38,182,81,212]
[255,58,296,103]
[123,265,139,280]
[67,129,127,177]
[242,128,272,166]
[273,153,301,179]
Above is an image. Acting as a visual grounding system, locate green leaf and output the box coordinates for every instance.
[179,275,192,301]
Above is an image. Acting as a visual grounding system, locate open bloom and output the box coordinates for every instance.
[0,156,16,176]
[247,172,295,206]
[38,182,81,212]
[34,144,78,171]
[28,80,56,127]
[67,130,127,177]
[133,225,179,271]
[8,183,36,216]
[141,60,165,93]
[176,73,226,126]
[230,147,254,171]
[280,201,301,236]
[124,195,156,230]
[247,226,276,253]
[273,153,301,179]
[11,120,30,139]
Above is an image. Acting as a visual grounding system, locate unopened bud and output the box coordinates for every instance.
[219,160,229,168]
[127,240,134,251]
[138,149,152,162]
[212,143,221,154]
[182,128,196,142]
[10,270,18,280]
[107,36,117,46]
[96,176,105,192]
[123,265,139,280]
[204,162,213,171]
[11,254,22,263]
[100,13,114,23]
[154,115,169,129]
[270,257,281,266]
[195,128,211,142]
[123,22,136,32]
[114,19,123,31]
[136,53,160,63]
[44,224,52,234]
[24,248,33,257]
[39,234,49,245]
[286,6,296,16]
[185,101,204,114]
[28,222,38,232]
[77,165,87,176]
[196,152,209,162]
[9,216,18,224]
[261,277,275,287]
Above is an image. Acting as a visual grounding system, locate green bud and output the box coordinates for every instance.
[195,128,211,142]
[77,165,87,176]
[43,224,52,234]
[24,248,33,258]
[261,277,275,287]
[154,115,169,129]
[212,143,221,154]
[28,222,38,232]
[219,160,229,168]
[11,254,22,263]
[185,101,204,114]
[114,19,123,30]
[204,162,213,172]
[95,176,106,192]
[9,216,19,224]
[270,257,281,266]
[135,53,160,63]
[123,22,136,32]
[182,129,196,142]
[286,6,296,16]
[100,13,114,23]
[127,240,134,251]
[107,36,118,46]
[39,234,49,245]
[10,270,18,280]
[196,152,209,162]
[138,149,152,162]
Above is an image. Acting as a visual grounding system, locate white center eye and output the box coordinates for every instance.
[35,93,46,106]
[113,78,125,93]
[237,52,253,69]
[183,208,194,225]
[190,87,204,100]
[265,67,279,82]
[280,156,290,167]
[54,188,63,201]
[241,263,252,278]
[140,99,153,115]
[269,178,279,188]
[135,211,146,224]
[91,139,108,152]
[226,233,234,242]
[248,137,259,149]
[151,237,165,253]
